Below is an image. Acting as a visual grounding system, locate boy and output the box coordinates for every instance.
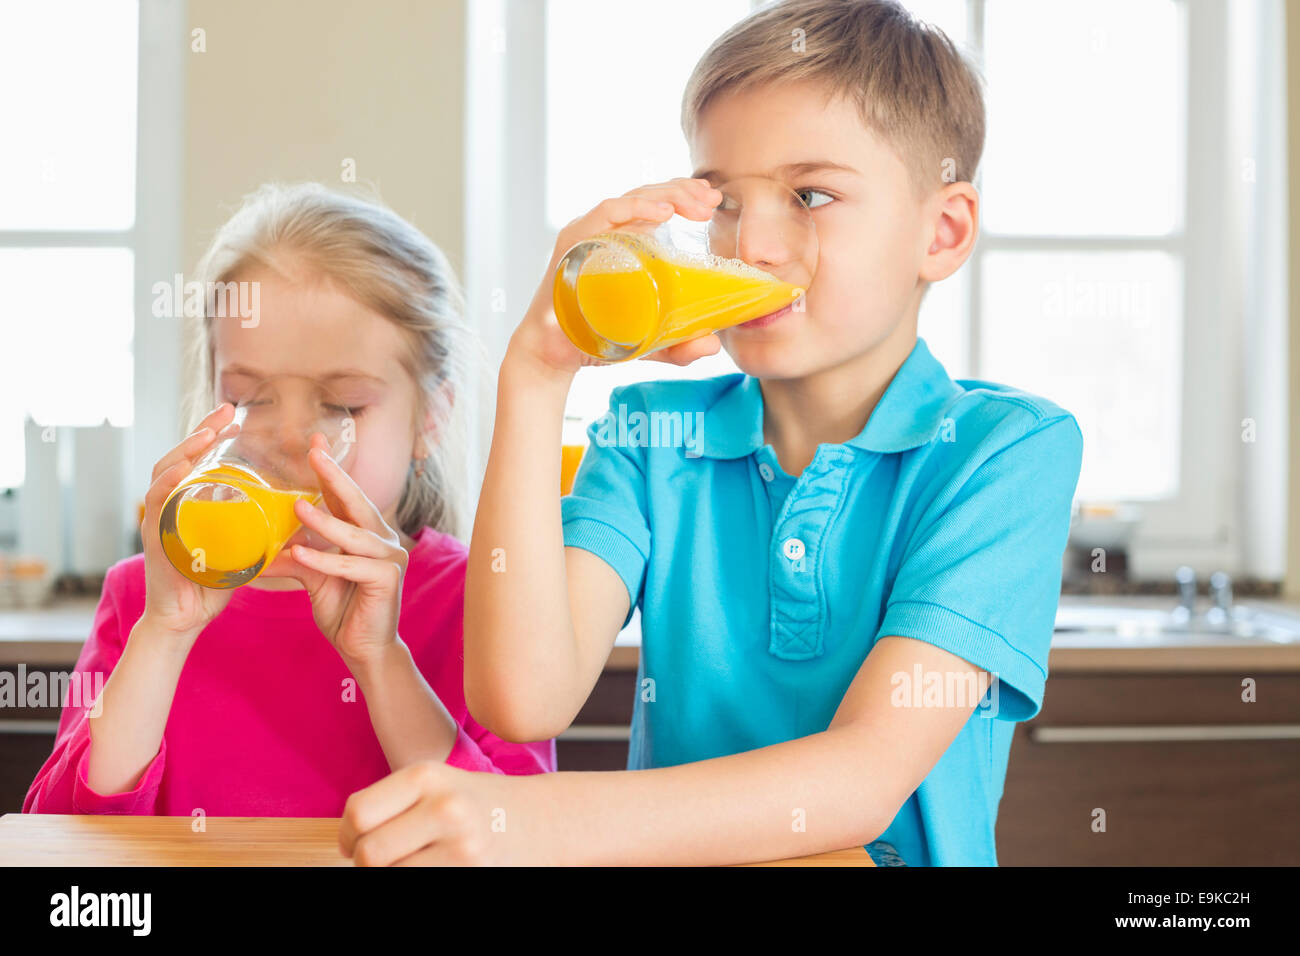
[340,0,1082,866]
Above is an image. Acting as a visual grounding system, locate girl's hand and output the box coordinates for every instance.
[138,403,240,642]
[510,177,728,380]
[273,436,408,669]
[340,761,515,866]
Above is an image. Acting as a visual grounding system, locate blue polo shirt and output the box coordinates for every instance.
[561,336,1083,866]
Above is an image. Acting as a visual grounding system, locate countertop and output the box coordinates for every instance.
[3,594,1300,672]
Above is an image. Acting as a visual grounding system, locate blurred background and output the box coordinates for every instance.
[0,0,1293,595]
[0,0,1297,863]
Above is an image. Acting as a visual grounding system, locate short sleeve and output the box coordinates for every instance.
[876,414,1083,721]
[561,384,653,628]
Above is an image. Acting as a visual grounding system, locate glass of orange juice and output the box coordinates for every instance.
[158,376,356,589]
[553,176,818,361]
[560,414,587,495]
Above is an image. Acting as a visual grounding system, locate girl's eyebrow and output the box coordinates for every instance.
[221,364,387,386]
[692,160,862,183]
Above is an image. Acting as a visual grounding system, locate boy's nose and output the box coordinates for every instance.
[735,221,796,272]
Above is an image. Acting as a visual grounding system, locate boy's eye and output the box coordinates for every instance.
[326,404,364,417]
[795,188,834,210]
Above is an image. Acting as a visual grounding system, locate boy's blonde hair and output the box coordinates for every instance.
[682,0,985,196]
[187,181,472,541]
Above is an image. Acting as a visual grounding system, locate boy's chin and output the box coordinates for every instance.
[724,337,826,380]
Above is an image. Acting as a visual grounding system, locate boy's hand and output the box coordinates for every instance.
[510,177,726,379]
[340,761,516,866]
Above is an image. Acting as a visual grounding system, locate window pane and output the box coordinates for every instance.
[0,249,135,442]
[900,0,967,47]
[979,251,1182,501]
[982,0,1184,236]
[920,266,971,380]
[546,0,751,231]
[0,0,139,230]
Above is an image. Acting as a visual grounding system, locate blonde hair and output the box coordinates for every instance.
[187,181,473,541]
[682,0,985,196]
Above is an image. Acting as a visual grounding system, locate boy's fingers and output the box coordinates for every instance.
[646,334,723,367]
[340,763,446,852]
[350,798,458,867]
[624,180,722,220]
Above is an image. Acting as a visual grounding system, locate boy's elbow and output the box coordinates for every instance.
[464,682,569,744]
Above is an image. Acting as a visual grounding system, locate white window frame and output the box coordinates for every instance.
[464,0,1289,582]
[3,0,185,570]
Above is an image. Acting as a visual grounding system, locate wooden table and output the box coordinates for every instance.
[0,814,873,866]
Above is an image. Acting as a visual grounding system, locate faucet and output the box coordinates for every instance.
[1172,567,1240,631]
[1171,565,1196,627]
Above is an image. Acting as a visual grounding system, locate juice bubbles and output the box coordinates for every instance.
[554,233,803,361]
[157,375,355,589]
[552,176,817,362]
[160,464,318,588]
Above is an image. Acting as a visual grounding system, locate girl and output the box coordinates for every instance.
[25,182,554,817]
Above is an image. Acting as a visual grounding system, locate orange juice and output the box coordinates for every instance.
[554,232,802,361]
[160,463,318,588]
[560,444,585,495]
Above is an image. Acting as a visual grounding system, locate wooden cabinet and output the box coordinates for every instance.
[0,663,62,814]
[9,657,1298,866]
[559,666,1300,866]
[995,672,1300,865]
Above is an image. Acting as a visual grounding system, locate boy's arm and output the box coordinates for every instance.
[340,635,985,865]
[462,352,631,741]
[463,178,725,742]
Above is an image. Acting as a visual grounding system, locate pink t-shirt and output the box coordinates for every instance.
[24,526,555,816]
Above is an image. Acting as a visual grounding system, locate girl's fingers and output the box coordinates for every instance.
[150,403,236,482]
[292,497,395,561]
[306,442,392,538]
[289,544,402,591]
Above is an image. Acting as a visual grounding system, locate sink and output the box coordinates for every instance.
[1052,603,1300,648]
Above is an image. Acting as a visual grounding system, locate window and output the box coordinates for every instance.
[468,0,1288,578]
[0,0,140,487]
[1,0,184,570]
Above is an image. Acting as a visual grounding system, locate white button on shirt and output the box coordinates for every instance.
[758,462,775,482]
[782,537,805,561]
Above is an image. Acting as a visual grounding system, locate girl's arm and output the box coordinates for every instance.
[348,637,459,770]
[339,636,986,865]
[29,405,242,809]
[82,616,195,796]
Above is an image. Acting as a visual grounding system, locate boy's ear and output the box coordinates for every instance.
[919,181,979,285]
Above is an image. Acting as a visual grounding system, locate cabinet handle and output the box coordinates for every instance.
[557,725,631,742]
[0,719,60,735]
[1031,724,1300,743]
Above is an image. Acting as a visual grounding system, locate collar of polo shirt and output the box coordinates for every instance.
[697,336,964,459]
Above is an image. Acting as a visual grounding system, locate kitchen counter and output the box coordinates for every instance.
[4,594,1300,672]
[0,814,876,866]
